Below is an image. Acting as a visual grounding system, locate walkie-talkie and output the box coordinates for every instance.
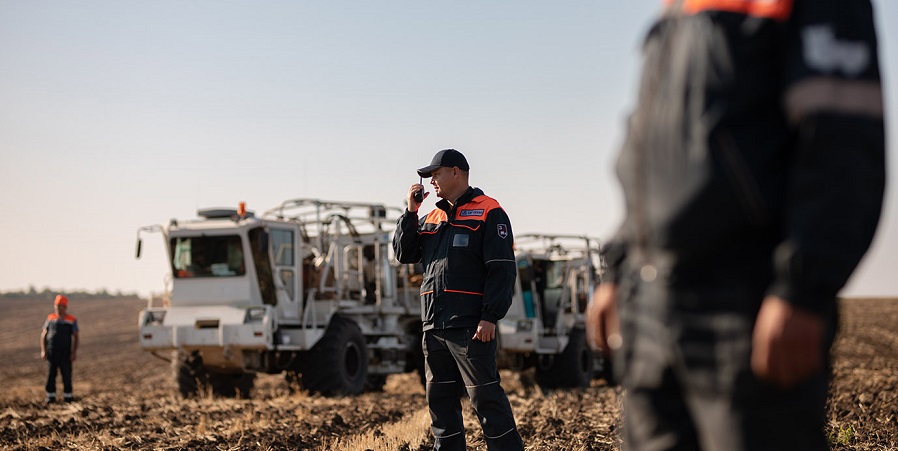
[413,177,425,203]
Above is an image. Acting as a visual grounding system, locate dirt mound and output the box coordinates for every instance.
[1,297,895,450]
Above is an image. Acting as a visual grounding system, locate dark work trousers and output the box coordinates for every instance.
[46,352,73,400]
[423,328,524,451]
[616,278,833,451]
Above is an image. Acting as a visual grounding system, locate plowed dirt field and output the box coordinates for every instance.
[1,297,895,450]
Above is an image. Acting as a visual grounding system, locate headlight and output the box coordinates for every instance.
[516,319,533,332]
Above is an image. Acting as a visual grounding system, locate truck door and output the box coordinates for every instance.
[270,226,300,320]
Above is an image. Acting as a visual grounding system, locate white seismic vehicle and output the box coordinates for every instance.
[135,199,424,397]
[497,234,609,388]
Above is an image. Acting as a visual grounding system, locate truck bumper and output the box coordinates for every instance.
[138,306,273,352]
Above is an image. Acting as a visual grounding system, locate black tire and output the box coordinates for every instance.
[208,371,255,398]
[173,351,208,398]
[535,327,594,389]
[301,316,368,396]
[595,352,615,384]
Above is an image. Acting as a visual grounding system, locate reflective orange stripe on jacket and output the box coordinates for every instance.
[423,209,447,228]
[47,313,77,323]
[665,0,793,21]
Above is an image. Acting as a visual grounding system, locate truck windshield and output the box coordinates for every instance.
[170,235,245,278]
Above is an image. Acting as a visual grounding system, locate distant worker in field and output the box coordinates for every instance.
[586,1,885,450]
[394,149,524,450]
[41,294,80,403]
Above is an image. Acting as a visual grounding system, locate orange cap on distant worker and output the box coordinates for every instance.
[54,295,68,306]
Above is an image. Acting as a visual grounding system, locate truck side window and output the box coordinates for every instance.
[271,229,296,301]
[249,228,276,306]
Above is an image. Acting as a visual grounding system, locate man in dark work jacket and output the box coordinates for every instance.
[394,149,524,451]
[587,1,885,450]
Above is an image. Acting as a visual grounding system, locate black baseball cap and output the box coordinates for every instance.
[417,149,470,177]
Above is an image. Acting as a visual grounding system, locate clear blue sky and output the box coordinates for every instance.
[1,1,896,298]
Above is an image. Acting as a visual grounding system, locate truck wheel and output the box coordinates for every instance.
[535,327,594,389]
[209,371,255,398]
[173,351,208,398]
[595,352,614,383]
[235,373,255,397]
[302,316,368,395]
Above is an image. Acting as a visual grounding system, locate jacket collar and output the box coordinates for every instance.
[436,187,483,214]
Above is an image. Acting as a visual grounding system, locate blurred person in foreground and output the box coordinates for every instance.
[587,1,885,450]
[41,294,80,403]
[394,149,524,450]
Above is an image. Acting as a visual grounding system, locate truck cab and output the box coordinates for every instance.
[136,200,423,397]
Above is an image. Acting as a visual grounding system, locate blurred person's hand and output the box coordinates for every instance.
[586,283,620,358]
[751,295,825,388]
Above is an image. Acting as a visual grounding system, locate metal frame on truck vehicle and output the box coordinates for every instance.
[498,234,609,388]
[135,199,424,397]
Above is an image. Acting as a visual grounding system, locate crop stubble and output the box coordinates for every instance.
[1,297,895,450]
